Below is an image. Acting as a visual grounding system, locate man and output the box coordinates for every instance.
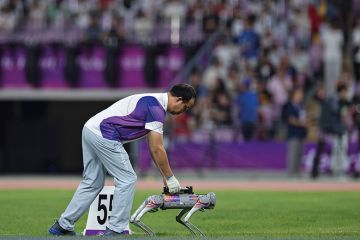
[285,88,307,177]
[311,84,350,178]
[48,84,196,236]
[235,79,258,141]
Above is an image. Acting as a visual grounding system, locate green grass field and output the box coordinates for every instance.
[0,189,359,239]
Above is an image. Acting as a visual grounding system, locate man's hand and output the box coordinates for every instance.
[166,175,181,193]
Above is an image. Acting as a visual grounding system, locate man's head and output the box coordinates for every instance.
[290,88,304,104]
[337,83,348,101]
[167,84,196,115]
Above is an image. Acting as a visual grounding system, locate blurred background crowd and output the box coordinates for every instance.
[1,0,360,178]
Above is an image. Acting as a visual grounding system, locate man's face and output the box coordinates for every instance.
[339,89,348,101]
[169,97,195,115]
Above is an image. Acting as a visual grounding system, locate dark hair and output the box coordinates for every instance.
[337,84,347,93]
[169,83,197,102]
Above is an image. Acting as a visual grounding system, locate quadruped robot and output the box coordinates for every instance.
[130,186,216,237]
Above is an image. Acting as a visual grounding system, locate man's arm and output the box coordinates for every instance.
[147,131,173,178]
[147,130,180,193]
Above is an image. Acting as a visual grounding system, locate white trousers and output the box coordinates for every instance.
[59,127,137,233]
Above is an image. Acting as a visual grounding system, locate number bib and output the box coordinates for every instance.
[83,186,131,235]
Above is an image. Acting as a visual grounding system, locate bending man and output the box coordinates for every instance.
[49,83,196,236]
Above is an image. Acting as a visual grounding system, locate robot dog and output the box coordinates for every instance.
[130,186,216,237]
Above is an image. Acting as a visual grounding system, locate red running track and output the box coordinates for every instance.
[0,177,359,191]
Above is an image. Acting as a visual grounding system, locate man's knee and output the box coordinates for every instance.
[127,172,137,185]
[93,181,106,193]
[115,172,137,188]
[82,176,105,192]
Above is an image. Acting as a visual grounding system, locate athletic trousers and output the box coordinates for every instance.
[287,138,304,175]
[58,127,137,233]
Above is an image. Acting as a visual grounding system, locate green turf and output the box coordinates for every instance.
[0,189,359,238]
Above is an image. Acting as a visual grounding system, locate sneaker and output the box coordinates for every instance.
[48,220,76,236]
[98,227,130,236]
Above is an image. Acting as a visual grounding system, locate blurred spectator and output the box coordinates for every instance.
[309,33,323,82]
[117,0,141,33]
[267,43,282,69]
[102,14,125,87]
[133,9,154,43]
[213,35,238,72]
[285,88,307,177]
[257,82,273,140]
[293,7,311,47]
[311,84,351,178]
[211,0,228,21]
[196,94,213,130]
[99,1,115,31]
[224,66,241,98]
[0,3,18,33]
[171,113,191,142]
[67,0,94,30]
[236,14,260,64]
[188,68,206,129]
[27,0,47,30]
[331,0,352,52]
[85,10,101,45]
[256,50,275,83]
[254,2,274,37]
[227,6,243,40]
[260,30,273,52]
[189,68,207,98]
[202,57,225,92]
[338,69,355,100]
[308,1,321,37]
[321,19,343,97]
[235,80,258,141]
[317,0,330,21]
[290,45,309,79]
[267,62,293,122]
[47,0,66,30]
[202,7,220,36]
[210,78,232,127]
